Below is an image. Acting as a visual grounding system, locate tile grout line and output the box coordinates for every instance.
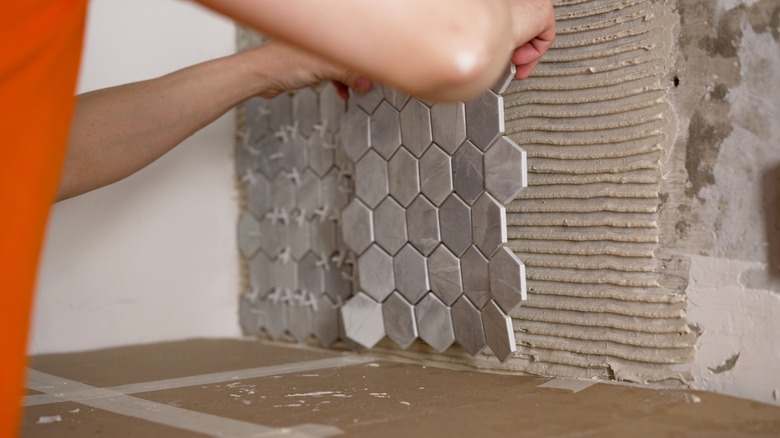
[23,354,383,437]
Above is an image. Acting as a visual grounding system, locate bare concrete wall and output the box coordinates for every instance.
[664,0,780,405]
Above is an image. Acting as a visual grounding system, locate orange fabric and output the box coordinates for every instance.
[0,1,87,435]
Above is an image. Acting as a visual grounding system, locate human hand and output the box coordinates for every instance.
[507,0,556,80]
[251,41,371,99]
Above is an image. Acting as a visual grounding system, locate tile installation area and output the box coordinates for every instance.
[22,339,780,437]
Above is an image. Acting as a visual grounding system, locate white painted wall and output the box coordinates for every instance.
[29,0,241,354]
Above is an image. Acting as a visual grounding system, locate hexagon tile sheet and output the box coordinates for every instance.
[237,67,527,363]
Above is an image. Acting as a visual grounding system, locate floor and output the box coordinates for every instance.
[22,339,780,437]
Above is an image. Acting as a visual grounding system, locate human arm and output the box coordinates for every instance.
[196,0,555,102]
[57,42,364,201]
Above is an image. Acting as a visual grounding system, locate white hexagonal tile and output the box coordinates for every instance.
[400,98,433,157]
[481,300,516,363]
[484,136,527,204]
[451,295,487,356]
[419,144,453,207]
[393,244,430,304]
[427,244,463,306]
[382,291,418,349]
[357,244,395,302]
[452,139,485,205]
[465,90,504,151]
[471,193,506,257]
[340,199,374,255]
[340,292,385,348]
[370,101,402,160]
[430,102,466,155]
[354,149,389,209]
[414,293,455,353]
[388,147,420,207]
[439,194,472,257]
[489,246,527,313]
[373,197,407,255]
[406,195,440,256]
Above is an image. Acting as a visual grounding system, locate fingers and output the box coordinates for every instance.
[511,34,554,80]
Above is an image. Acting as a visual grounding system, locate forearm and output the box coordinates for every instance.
[58,46,275,201]
[198,0,519,101]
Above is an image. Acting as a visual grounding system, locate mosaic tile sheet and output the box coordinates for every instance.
[237,67,527,362]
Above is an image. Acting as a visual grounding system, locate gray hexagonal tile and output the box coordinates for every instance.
[357,244,395,302]
[382,84,410,111]
[340,199,374,254]
[393,244,430,304]
[247,174,272,219]
[296,169,323,218]
[340,292,385,348]
[419,144,453,206]
[489,246,527,313]
[245,97,272,138]
[439,194,472,256]
[461,245,491,309]
[400,98,432,157]
[267,93,293,129]
[299,251,325,295]
[406,195,440,256]
[281,134,308,175]
[287,303,313,343]
[373,197,407,255]
[293,87,319,138]
[340,107,371,162]
[289,218,311,261]
[237,211,261,258]
[471,193,506,257]
[273,257,298,293]
[431,102,466,155]
[271,172,296,213]
[370,101,402,160]
[388,147,420,207]
[308,133,334,177]
[427,244,463,306]
[382,292,418,349]
[414,293,455,353]
[313,295,340,347]
[255,135,285,179]
[259,218,287,258]
[322,168,350,212]
[353,85,383,114]
[451,295,487,356]
[484,135,527,204]
[465,90,504,151]
[262,299,287,340]
[325,257,352,302]
[354,149,389,209]
[491,63,517,94]
[452,139,485,205]
[239,293,263,336]
[310,218,337,257]
[319,83,346,135]
[481,300,516,363]
[249,251,272,298]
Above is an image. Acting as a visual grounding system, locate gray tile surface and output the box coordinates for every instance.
[357,244,395,302]
[439,194,472,257]
[481,300,516,363]
[381,84,410,111]
[293,87,320,138]
[427,244,463,306]
[238,293,263,336]
[267,92,292,130]
[255,135,285,178]
[491,63,517,94]
[298,251,325,295]
[259,218,286,258]
[387,147,420,207]
[393,244,430,304]
[370,101,402,160]
[353,85,384,114]
[249,251,271,298]
[373,197,407,255]
[415,293,455,353]
[288,218,311,261]
[471,193,507,257]
[419,144,453,206]
[324,257,352,302]
[452,139,485,205]
[406,195,440,256]
[310,218,337,258]
[400,98,433,158]
[287,302,313,343]
[354,149,389,209]
[319,83,345,135]
[273,257,298,293]
[382,291,418,349]
[465,90,504,151]
[488,246,527,313]
[262,299,288,340]
[296,169,323,217]
[340,107,371,162]
[451,295,487,356]
[271,172,296,213]
[313,295,340,347]
[484,136,527,204]
[461,245,491,309]
[340,292,385,348]
[308,132,335,177]
[340,199,374,255]
[430,102,466,155]
[247,174,272,219]
[237,211,262,258]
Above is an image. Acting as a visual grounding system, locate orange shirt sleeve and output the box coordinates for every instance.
[0,1,87,435]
